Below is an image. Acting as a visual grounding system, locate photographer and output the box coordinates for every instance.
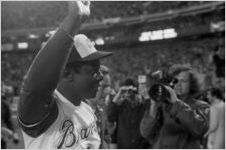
[140,64,209,149]
[107,78,149,149]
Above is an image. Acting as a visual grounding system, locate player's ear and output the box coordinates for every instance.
[67,73,74,82]
[68,69,80,83]
[63,67,73,82]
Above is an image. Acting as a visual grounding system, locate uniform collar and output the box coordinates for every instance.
[54,89,83,110]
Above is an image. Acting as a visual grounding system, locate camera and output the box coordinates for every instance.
[121,86,137,93]
[149,70,178,103]
[121,86,138,101]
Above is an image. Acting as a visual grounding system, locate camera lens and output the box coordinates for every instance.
[149,83,170,102]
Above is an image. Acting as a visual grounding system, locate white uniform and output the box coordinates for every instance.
[207,101,225,149]
[22,90,100,149]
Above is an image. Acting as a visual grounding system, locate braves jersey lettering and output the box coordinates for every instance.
[56,119,98,148]
[57,120,76,148]
[21,90,100,149]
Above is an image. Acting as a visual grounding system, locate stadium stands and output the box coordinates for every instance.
[1,1,225,94]
[2,1,212,30]
[2,36,224,94]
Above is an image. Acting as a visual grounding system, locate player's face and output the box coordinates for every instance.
[75,60,103,99]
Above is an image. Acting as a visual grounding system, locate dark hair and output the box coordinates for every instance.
[169,64,200,96]
[214,45,219,52]
[122,78,136,87]
[188,72,200,96]
[168,64,191,77]
[209,88,224,100]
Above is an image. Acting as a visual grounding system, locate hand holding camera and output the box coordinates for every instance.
[120,86,137,93]
[163,85,179,104]
[112,86,137,104]
[112,87,125,104]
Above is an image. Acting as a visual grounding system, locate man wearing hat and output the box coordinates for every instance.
[17,1,112,149]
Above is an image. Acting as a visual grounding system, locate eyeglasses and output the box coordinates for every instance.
[93,69,103,81]
[82,65,103,81]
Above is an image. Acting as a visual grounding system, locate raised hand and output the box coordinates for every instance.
[164,85,179,104]
[68,1,91,23]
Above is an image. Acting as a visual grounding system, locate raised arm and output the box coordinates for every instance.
[18,1,90,128]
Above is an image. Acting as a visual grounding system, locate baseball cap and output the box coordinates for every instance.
[68,34,113,63]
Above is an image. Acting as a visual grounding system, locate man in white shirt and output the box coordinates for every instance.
[205,88,225,149]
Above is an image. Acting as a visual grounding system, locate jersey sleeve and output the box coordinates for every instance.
[18,96,59,137]
[18,28,74,137]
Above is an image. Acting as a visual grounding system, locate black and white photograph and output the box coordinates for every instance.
[1,1,225,149]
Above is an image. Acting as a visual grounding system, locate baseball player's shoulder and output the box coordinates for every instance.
[18,96,59,138]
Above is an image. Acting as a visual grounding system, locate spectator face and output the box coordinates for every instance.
[207,91,213,104]
[102,74,111,96]
[174,71,190,96]
[103,86,111,96]
[94,73,111,101]
[122,89,136,102]
[72,60,103,99]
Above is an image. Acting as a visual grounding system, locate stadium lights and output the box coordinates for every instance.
[95,37,105,45]
[28,34,39,39]
[163,28,178,39]
[210,21,225,32]
[17,42,28,49]
[105,36,115,41]
[103,17,121,24]
[45,30,57,38]
[139,28,177,42]
[150,30,164,40]
[139,31,152,42]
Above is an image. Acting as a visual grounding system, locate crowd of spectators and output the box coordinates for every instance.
[2,1,212,31]
[2,36,224,96]
[1,52,35,95]
[102,36,224,90]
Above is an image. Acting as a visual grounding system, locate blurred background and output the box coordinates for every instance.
[1,1,225,149]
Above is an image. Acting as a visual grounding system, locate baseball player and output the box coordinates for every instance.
[17,1,112,149]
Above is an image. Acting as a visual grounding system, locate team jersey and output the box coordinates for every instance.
[21,90,100,149]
